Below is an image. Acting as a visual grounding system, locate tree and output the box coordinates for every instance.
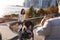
[47,6,58,14]
[36,8,47,17]
[25,6,35,18]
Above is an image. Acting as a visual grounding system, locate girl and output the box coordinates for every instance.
[18,9,26,40]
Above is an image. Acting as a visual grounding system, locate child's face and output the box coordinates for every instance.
[29,25,32,29]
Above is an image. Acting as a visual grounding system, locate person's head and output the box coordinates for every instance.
[47,14,55,18]
[21,9,25,15]
[25,20,34,28]
[44,12,56,19]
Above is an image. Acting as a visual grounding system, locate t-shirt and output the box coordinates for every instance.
[18,13,26,32]
[18,13,25,22]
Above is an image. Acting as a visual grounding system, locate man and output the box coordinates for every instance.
[36,16,60,40]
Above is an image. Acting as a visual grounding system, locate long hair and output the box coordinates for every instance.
[21,9,25,15]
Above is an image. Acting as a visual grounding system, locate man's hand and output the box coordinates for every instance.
[40,15,49,26]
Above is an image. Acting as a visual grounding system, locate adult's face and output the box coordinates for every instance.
[21,10,25,15]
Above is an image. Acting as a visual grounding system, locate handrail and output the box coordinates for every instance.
[25,16,43,20]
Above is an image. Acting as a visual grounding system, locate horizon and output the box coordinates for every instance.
[0,0,24,18]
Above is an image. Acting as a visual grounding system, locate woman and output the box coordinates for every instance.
[18,9,26,40]
[18,9,26,22]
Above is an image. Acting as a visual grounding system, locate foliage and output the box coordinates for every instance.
[4,14,18,19]
[47,6,58,14]
[25,6,59,25]
[3,6,59,25]
[25,6,36,18]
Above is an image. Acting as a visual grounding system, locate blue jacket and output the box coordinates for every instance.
[37,17,60,40]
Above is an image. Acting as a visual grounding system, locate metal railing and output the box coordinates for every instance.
[25,16,43,20]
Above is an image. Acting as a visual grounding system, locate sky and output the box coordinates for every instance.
[0,0,24,18]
